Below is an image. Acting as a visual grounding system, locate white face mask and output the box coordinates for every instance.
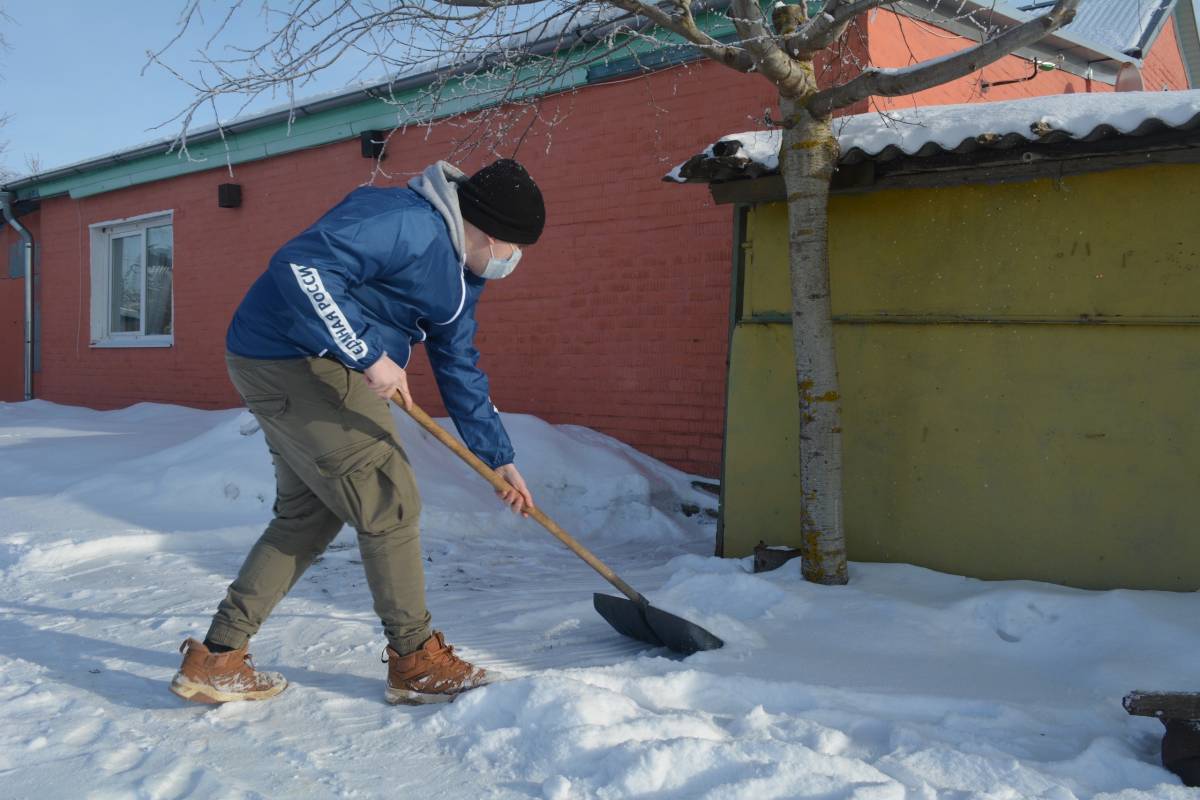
[482,241,522,280]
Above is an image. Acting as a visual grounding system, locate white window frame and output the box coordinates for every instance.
[89,210,175,348]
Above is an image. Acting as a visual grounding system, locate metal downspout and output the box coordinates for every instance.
[1176,0,1200,88]
[0,192,34,400]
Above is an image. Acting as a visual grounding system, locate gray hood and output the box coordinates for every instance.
[408,161,468,266]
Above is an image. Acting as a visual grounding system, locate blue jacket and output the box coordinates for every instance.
[227,185,515,469]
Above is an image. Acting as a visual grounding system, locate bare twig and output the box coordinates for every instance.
[807,0,1079,116]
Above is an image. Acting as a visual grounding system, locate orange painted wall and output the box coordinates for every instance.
[867,10,1189,111]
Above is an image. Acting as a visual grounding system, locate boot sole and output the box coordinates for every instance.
[385,686,461,705]
[169,675,288,705]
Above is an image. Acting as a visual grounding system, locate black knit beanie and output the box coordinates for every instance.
[457,159,545,245]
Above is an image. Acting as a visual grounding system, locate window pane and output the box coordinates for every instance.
[110,234,142,333]
[145,224,173,336]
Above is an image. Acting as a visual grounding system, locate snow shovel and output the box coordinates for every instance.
[398,398,724,656]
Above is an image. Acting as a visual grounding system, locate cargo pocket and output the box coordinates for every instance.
[316,436,422,534]
[244,393,287,419]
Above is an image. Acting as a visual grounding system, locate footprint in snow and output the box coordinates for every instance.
[94,742,146,775]
[139,758,204,800]
[61,717,109,747]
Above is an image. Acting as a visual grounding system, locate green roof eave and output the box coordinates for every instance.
[23,111,389,200]
[13,68,594,202]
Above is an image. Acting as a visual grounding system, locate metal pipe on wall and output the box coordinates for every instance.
[0,191,34,400]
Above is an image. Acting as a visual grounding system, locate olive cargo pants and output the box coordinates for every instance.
[206,353,432,655]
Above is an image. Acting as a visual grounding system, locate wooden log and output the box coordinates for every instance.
[1164,720,1200,788]
[1123,691,1200,721]
[752,541,803,574]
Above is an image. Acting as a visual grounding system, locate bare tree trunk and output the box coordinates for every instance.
[779,95,847,585]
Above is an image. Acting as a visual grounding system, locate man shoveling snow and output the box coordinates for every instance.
[169,158,545,706]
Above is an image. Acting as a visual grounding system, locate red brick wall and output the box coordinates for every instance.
[28,152,376,413]
[15,60,784,476]
[402,64,785,474]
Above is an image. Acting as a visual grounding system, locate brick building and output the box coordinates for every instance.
[2,1,1194,477]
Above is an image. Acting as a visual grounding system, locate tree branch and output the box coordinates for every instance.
[806,0,1079,116]
[442,0,755,71]
[440,0,540,5]
[609,0,756,71]
[729,0,813,95]
[791,0,895,55]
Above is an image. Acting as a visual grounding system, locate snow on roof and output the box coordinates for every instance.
[666,88,1200,182]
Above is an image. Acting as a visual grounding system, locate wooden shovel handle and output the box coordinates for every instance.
[399,397,647,607]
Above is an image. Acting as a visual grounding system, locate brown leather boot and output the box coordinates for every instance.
[169,638,288,704]
[383,631,488,705]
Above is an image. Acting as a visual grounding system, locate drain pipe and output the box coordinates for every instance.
[0,191,34,400]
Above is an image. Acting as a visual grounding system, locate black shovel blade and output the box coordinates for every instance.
[593,594,724,656]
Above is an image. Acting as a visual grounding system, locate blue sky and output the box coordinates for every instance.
[0,1,382,176]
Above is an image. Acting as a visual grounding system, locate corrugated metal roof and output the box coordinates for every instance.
[667,89,1200,182]
[896,0,1184,82]
[935,1,1177,58]
[1051,0,1176,57]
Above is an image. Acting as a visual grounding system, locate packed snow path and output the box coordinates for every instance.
[0,400,1195,799]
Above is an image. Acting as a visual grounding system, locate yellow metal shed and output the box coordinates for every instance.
[698,99,1200,591]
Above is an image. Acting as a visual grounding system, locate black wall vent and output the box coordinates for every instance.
[360,130,387,160]
[218,183,242,208]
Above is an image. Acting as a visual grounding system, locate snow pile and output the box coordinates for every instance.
[1,400,1196,798]
[663,130,782,182]
[666,89,1200,181]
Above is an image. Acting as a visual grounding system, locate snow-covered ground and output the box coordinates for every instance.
[0,400,1195,799]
